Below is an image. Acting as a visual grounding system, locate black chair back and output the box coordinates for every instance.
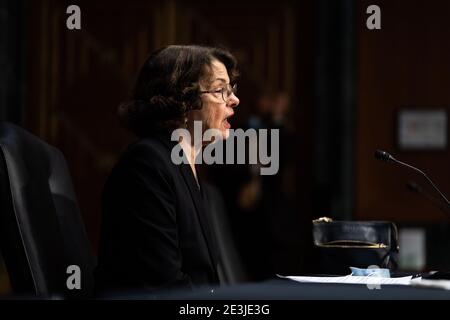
[0,122,95,298]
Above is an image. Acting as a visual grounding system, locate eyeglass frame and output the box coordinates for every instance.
[199,83,238,102]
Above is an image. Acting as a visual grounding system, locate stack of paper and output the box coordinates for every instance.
[410,278,450,290]
[277,274,413,286]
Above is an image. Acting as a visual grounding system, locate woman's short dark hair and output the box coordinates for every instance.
[118,45,239,137]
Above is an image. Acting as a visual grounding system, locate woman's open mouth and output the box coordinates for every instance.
[223,112,234,129]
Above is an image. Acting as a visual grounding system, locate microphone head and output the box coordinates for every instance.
[374,150,394,162]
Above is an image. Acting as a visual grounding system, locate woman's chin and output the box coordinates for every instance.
[223,128,231,139]
[221,120,231,139]
[209,129,229,141]
[201,126,229,144]
[217,125,230,140]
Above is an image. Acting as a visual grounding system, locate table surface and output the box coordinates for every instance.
[98,278,450,300]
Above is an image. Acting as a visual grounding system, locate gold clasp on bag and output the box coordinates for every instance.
[312,217,389,249]
[313,216,333,223]
[315,240,388,249]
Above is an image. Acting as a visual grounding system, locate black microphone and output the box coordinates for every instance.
[374,150,395,162]
[374,150,450,214]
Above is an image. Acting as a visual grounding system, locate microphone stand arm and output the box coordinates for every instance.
[392,157,450,211]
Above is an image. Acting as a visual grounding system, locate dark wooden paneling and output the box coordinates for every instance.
[356,0,450,222]
[25,0,164,251]
[24,0,312,260]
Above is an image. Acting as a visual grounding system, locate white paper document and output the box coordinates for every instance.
[410,278,450,290]
[277,274,413,286]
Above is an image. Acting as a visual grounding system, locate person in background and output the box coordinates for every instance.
[235,90,300,280]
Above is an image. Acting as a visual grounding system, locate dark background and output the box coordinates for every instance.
[1,0,450,293]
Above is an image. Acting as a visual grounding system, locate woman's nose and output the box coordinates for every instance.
[228,93,239,108]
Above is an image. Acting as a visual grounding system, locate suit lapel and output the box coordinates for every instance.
[179,163,218,271]
[154,132,219,278]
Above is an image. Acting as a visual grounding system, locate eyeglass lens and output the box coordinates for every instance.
[222,84,237,101]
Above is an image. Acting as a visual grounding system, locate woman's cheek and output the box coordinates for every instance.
[208,108,219,129]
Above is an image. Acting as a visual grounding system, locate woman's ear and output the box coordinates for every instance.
[182,85,202,110]
[185,97,202,111]
[193,98,203,109]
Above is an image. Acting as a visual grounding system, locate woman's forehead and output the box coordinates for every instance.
[211,60,228,73]
[204,60,229,83]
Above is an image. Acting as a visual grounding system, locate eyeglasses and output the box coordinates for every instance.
[200,83,237,102]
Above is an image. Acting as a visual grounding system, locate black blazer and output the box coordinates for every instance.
[95,133,219,292]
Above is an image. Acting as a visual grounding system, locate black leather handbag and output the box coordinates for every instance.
[312,217,399,275]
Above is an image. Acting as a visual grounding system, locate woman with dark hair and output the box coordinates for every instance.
[95,45,239,292]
